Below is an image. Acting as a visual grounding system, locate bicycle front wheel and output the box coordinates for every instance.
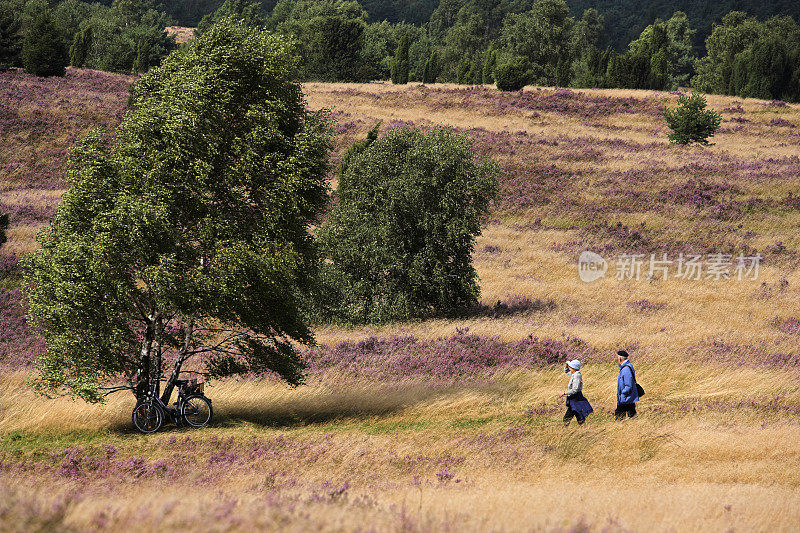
[181,395,213,428]
[132,401,163,434]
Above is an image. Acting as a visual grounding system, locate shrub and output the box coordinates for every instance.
[390,32,410,84]
[316,126,499,323]
[494,57,530,92]
[663,92,722,145]
[422,49,438,84]
[22,10,68,77]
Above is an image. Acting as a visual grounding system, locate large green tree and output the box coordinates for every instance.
[21,8,68,76]
[501,0,574,85]
[196,0,265,35]
[626,11,695,90]
[271,0,369,81]
[316,127,498,324]
[25,19,332,403]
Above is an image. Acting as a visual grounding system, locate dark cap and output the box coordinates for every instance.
[616,350,629,358]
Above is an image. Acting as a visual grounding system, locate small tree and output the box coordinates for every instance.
[390,32,410,84]
[316,127,498,323]
[339,121,380,175]
[664,92,721,145]
[482,48,497,84]
[422,49,438,84]
[495,57,530,91]
[69,25,92,68]
[470,56,482,85]
[132,36,151,73]
[22,10,68,77]
[456,55,471,84]
[0,4,21,70]
[24,19,332,403]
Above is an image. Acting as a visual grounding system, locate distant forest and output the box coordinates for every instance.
[155,0,800,50]
[2,0,800,101]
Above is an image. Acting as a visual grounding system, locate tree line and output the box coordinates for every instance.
[1,0,799,100]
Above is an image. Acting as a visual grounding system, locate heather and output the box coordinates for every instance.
[2,73,800,531]
[305,333,593,383]
[0,68,130,191]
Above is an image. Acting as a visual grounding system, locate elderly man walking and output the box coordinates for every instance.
[615,350,639,419]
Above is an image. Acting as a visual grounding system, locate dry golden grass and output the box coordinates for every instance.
[2,364,800,531]
[3,82,800,532]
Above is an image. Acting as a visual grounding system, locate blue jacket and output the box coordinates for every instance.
[567,393,594,418]
[617,361,639,404]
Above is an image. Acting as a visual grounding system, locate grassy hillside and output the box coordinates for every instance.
[1,71,799,531]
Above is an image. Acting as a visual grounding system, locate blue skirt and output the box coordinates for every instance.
[567,393,594,418]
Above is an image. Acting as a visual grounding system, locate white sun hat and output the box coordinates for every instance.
[567,360,581,371]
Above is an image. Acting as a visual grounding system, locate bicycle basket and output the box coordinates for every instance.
[185,379,204,395]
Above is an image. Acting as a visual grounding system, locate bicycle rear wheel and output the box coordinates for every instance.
[132,400,164,434]
[181,395,212,428]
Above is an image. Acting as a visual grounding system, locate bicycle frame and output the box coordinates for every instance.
[139,373,199,424]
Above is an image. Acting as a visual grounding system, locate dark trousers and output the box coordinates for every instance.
[615,402,637,420]
[563,408,585,426]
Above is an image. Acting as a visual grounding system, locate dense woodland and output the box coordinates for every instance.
[1,0,800,100]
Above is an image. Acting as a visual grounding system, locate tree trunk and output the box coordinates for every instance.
[152,313,163,397]
[161,320,194,405]
[134,318,154,399]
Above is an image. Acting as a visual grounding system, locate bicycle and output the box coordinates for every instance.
[132,376,213,434]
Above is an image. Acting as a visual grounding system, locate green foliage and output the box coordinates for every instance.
[132,36,150,73]
[625,12,696,90]
[52,0,92,50]
[390,31,409,84]
[24,19,332,402]
[663,92,721,145]
[74,0,175,74]
[69,24,91,67]
[501,0,574,85]
[572,8,604,50]
[482,47,496,84]
[339,121,380,175]
[494,56,530,91]
[316,126,498,324]
[566,0,800,54]
[421,49,439,83]
[22,8,68,77]
[570,45,611,88]
[196,0,264,35]
[455,55,471,84]
[692,12,800,102]
[271,0,369,81]
[0,2,21,70]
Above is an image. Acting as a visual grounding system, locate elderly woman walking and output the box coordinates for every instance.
[560,359,593,426]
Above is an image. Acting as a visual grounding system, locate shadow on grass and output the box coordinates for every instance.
[211,382,508,429]
[445,296,556,319]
